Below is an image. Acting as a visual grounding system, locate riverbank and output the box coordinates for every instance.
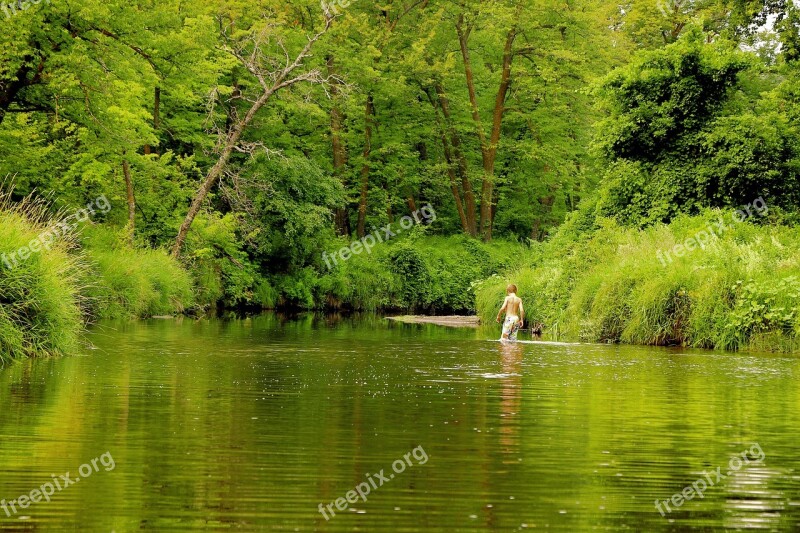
[0,198,194,361]
[0,199,527,359]
[476,208,800,353]
[0,193,84,360]
[12,193,800,359]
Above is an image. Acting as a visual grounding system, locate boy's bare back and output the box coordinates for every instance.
[503,295,522,316]
[496,284,525,340]
[496,284,525,327]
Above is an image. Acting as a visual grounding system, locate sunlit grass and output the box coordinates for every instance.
[81,225,195,319]
[0,190,86,361]
[476,210,800,352]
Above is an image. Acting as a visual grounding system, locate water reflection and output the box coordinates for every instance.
[723,465,786,529]
[0,314,799,531]
[499,343,523,457]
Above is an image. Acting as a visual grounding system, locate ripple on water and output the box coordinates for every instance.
[1,316,800,531]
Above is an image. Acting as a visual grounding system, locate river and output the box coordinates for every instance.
[0,314,798,531]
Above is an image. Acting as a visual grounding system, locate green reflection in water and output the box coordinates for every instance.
[0,314,799,531]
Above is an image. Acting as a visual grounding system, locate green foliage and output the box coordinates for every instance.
[183,212,260,309]
[312,233,530,313]
[0,193,85,360]
[230,154,344,272]
[595,28,749,162]
[724,278,800,349]
[593,26,800,226]
[82,226,194,319]
[476,211,800,353]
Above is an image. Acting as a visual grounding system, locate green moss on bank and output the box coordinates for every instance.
[476,210,800,353]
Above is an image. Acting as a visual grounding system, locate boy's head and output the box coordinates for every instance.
[506,284,517,295]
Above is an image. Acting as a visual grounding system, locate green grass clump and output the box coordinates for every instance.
[81,226,194,319]
[0,192,85,361]
[476,209,800,353]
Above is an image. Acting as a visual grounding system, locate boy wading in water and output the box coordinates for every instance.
[496,284,525,342]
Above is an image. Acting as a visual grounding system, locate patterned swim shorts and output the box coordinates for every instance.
[502,315,521,341]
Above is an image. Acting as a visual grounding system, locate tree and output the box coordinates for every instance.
[171,12,334,257]
[592,27,800,224]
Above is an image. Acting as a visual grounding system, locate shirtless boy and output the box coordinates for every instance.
[495,284,525,341]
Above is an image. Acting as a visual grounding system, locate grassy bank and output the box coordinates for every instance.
[0,194,85,361]
[476,209,800,352]
[81,226,195,320]
[0,201,195,360]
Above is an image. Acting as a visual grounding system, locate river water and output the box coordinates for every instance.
[0,314,798,531]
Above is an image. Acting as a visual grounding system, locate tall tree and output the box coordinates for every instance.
[456,9,517,240]
[172,13,333,256]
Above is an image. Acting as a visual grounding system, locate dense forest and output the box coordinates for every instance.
[2,0,800,358]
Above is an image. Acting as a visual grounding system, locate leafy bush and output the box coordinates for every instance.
[183,212,260,309]
[593,26,800,226]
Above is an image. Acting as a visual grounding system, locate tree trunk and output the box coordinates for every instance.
[425,86,469,233]
[349,3,428,237]
[356,95,375,238]
[457,15,491,240]
[172,130,242,257]
[457,14,516,241]
[406,195,417,214]
[122,157,135,245]
[327,56,350,235]
[531,195,555,241]
[483,28,516,241]
[435,83,477,236]
[431,99,469,233]
[408,142,425,216]
[174,90,288,257]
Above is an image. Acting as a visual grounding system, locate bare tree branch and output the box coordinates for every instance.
[172,13,335,257]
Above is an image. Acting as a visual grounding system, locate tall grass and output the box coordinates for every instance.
[0,193,197,361]
[476,210,800,352]
[81,226,195,319]
[0,190,86,361]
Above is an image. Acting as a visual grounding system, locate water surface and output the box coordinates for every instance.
[1,314,799,531]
